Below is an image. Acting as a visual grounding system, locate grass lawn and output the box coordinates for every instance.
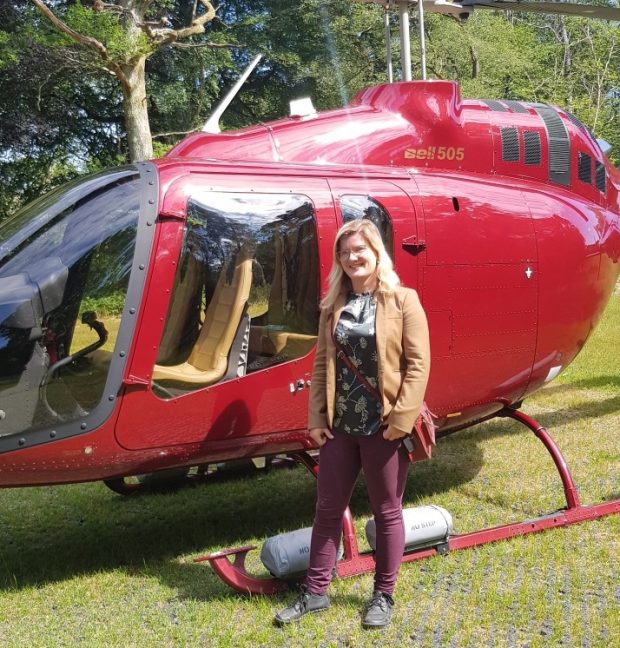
[0,296,618,647]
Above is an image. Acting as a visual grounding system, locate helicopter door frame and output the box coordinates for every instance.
[115,172,338,453]
[416,173,539,426]
[327,177,423,296]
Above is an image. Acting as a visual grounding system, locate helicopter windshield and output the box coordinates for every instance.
[0,167,141,439]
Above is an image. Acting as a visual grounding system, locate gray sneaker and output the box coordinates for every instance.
[274,586,330,625]
[362,591,394,628]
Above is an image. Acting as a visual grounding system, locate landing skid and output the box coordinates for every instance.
[196,408,620,595]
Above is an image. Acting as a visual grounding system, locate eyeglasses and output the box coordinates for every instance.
[337,245,369,261]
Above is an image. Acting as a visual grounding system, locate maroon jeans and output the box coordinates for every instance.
[305,428,410,595]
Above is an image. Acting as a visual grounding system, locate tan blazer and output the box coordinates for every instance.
[308,286,431,434]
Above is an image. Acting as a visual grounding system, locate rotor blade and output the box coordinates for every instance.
[469,1,620,21]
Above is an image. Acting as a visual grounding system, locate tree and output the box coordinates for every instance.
[0,3,129,215]
[210,0,388,126]
[31,0,219,161]
[2,1,619,222]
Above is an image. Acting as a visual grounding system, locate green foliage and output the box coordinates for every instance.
[1,2,620,215]
[146,42,232,140]
[0,4,130,221]
[81,293,126,316]
[152,140,174,158]
[63,2,153,63]
[201,0,390,131]
[0,156,81,221]
[0,30,19,68]
[424,13,556,100]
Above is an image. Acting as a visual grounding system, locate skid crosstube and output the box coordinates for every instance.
[196,408,620,594]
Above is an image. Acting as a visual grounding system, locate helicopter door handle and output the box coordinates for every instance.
[401,236,427,255]
[290,379,306,393]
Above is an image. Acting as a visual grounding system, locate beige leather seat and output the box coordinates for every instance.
[153,248,253,386]
[156,253,203,364]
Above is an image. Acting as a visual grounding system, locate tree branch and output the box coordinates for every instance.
[170,41,241,49]
[32,0,108,58]
[92,2,124,16]
[143,0,216,46]
[31,0,130,92]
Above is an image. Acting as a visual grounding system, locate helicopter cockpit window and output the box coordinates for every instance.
[0,170,141,438]
[152,192,319,398]
[339,195,393,257]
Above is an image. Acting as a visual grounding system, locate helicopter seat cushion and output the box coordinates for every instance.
[249,325,317,359]
[153,251,253,386]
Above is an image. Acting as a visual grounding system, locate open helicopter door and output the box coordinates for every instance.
[115,172,337,454]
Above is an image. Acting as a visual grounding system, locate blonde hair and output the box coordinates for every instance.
[321,219,400,310]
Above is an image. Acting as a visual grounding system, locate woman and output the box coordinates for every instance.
[274,220,430,629]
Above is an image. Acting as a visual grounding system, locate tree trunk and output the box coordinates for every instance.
[120,55,153,162]
[559,16,572,109]
[469,45,479,79]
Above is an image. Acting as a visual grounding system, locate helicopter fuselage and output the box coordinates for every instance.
[0,80,618,486]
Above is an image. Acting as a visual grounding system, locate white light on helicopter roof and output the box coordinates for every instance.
[289,97,317,118]
[596,138,612,155]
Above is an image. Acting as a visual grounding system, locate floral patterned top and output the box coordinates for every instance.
[332,291,383,436]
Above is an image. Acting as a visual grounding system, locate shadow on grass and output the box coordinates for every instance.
[152,559,370,607]
[534,395,620,425]
[0,393,615,599]
[540,374,620,393]
[0,431,485,596]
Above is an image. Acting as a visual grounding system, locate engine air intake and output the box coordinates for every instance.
[501,127,520,162]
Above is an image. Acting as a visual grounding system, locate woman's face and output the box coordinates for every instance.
[337,232,378,290]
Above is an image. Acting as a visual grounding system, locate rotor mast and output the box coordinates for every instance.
[360,0,426,81]
[398,1,413,81]
[416,0,427,80]
[384,6,394,82]
[397,0,427,81]
[358,0,620,84]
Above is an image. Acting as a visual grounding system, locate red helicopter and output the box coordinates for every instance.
[1,0,619,594]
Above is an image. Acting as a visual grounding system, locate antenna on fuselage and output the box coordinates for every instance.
[203,54,263,134]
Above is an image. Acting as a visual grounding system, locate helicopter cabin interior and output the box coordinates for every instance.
[150,191,394,398]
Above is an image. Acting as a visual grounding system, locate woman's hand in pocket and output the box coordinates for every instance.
[308,427,334,447]
[382,425,408,441]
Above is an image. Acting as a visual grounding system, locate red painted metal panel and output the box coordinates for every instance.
[115,172,338,451]
[416,175,538,423]
[522,190,607,394]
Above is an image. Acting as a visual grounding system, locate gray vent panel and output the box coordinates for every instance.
[501,127,520,161]
[566,112,587,133]
[524,131,541,165]
[503,100,529,114]
[534,105,570,186]
[483,99,507,112]
[577,152,592,184]
[595,161,607,193]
